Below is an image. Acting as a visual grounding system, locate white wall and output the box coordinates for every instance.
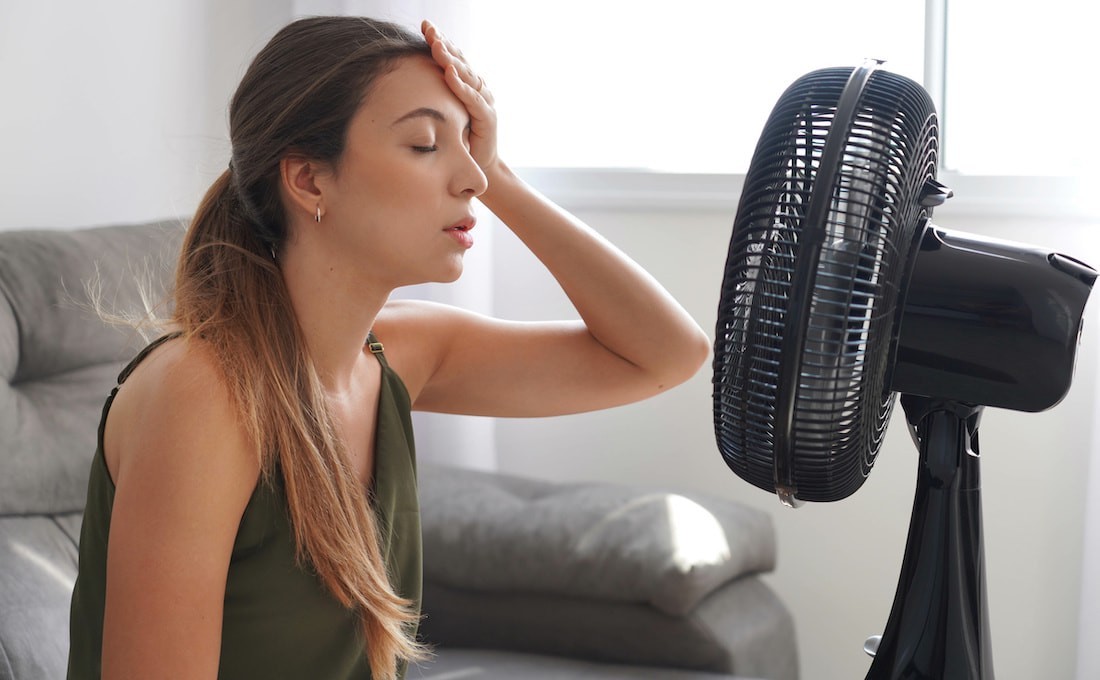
[492,171,1100,680]
[1080,379,1100,678]
[0,0,291,232]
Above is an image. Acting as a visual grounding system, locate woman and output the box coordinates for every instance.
[67,15,710,680]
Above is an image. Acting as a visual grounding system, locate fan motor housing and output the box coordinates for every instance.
[890,225,1096,412]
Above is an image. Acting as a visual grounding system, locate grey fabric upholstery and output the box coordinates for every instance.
[0,222,182,515]
[0,222,182,680]
[0,222,798,680]
[409,649,762,680]
[0,515,81,680]
[418,465,797,680]
[419,464,776,616]
[419,577,797,680]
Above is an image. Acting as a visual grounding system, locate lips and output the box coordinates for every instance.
[444,215,476,249]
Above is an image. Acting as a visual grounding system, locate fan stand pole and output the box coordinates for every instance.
[865,395,994,679]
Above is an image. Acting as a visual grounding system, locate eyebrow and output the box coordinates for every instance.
[391,106,472,131]
[392,107,447,126]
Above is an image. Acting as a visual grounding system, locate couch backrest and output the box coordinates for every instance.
[0,222,183,516]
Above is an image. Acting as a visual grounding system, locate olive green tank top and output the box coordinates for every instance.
[67,333,421,679]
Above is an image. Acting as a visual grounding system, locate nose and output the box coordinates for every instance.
[451,147,488,198]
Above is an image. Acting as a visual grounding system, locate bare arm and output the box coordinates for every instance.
[480,160,710,385]
[100,339,259,679]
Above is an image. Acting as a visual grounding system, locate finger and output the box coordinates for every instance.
[445,64,480,101]
[434,40,484,93]
[421,19,441,44]
[422,22,493,104]
[442,35,466,61]
[421,20,465,60]
[447,63,496,110]
[426,23,465,59]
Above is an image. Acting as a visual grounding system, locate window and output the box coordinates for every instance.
[466,0,925,173]
[464,1,1097,181]
[943,1,1099,176]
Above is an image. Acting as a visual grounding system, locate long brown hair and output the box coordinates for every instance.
[174,16,429,679]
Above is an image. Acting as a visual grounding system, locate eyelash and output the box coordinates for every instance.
[412,145,438,154]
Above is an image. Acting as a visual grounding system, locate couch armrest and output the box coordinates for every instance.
[418,464,777,617]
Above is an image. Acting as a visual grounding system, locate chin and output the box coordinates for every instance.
[441,255,467,283]
[438,269,464,284]
[430,263,464,284]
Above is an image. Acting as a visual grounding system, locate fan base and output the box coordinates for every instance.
[865,396,994,679]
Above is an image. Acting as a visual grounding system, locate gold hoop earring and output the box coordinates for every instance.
[315,206,322,223]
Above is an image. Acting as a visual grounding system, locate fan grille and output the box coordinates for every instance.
[713,66,939,502]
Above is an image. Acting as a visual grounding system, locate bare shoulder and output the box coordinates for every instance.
[99,334,260,677]
[104,334,259,495]
[372,298,474,399]
[376,297,467,327]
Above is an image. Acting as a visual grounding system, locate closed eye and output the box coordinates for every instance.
[412,145,438,153]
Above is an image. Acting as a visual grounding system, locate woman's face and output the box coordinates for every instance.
[318,54,487,288]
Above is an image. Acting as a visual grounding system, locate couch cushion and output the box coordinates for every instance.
[409,649,756,680]
[0,513,82,680]
[0,222,181,515]
[418,576,796,680]
[419,464,776,617]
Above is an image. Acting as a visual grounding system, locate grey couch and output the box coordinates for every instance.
[0,222,798,680]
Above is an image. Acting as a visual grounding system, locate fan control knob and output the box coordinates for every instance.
[863,634,881,658]
[919,178,953,206]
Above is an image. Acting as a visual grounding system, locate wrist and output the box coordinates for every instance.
[484,157,513,183]
[480,159,520,205]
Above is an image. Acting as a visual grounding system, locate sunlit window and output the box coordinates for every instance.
[943,1,1099,176]
[466,0,925,173]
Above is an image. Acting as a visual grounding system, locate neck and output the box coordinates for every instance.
[278,235,391,393]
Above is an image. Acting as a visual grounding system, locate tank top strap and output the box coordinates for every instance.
[365,331,391,369]
[116,331,183,385]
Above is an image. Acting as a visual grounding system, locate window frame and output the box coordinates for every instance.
[515,168,1095,221]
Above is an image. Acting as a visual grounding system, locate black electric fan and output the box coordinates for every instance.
[712,60,1097,679]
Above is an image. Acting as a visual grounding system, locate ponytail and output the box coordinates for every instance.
[173,168,425,679]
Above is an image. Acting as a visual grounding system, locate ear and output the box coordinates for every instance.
[279,155,328,224]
